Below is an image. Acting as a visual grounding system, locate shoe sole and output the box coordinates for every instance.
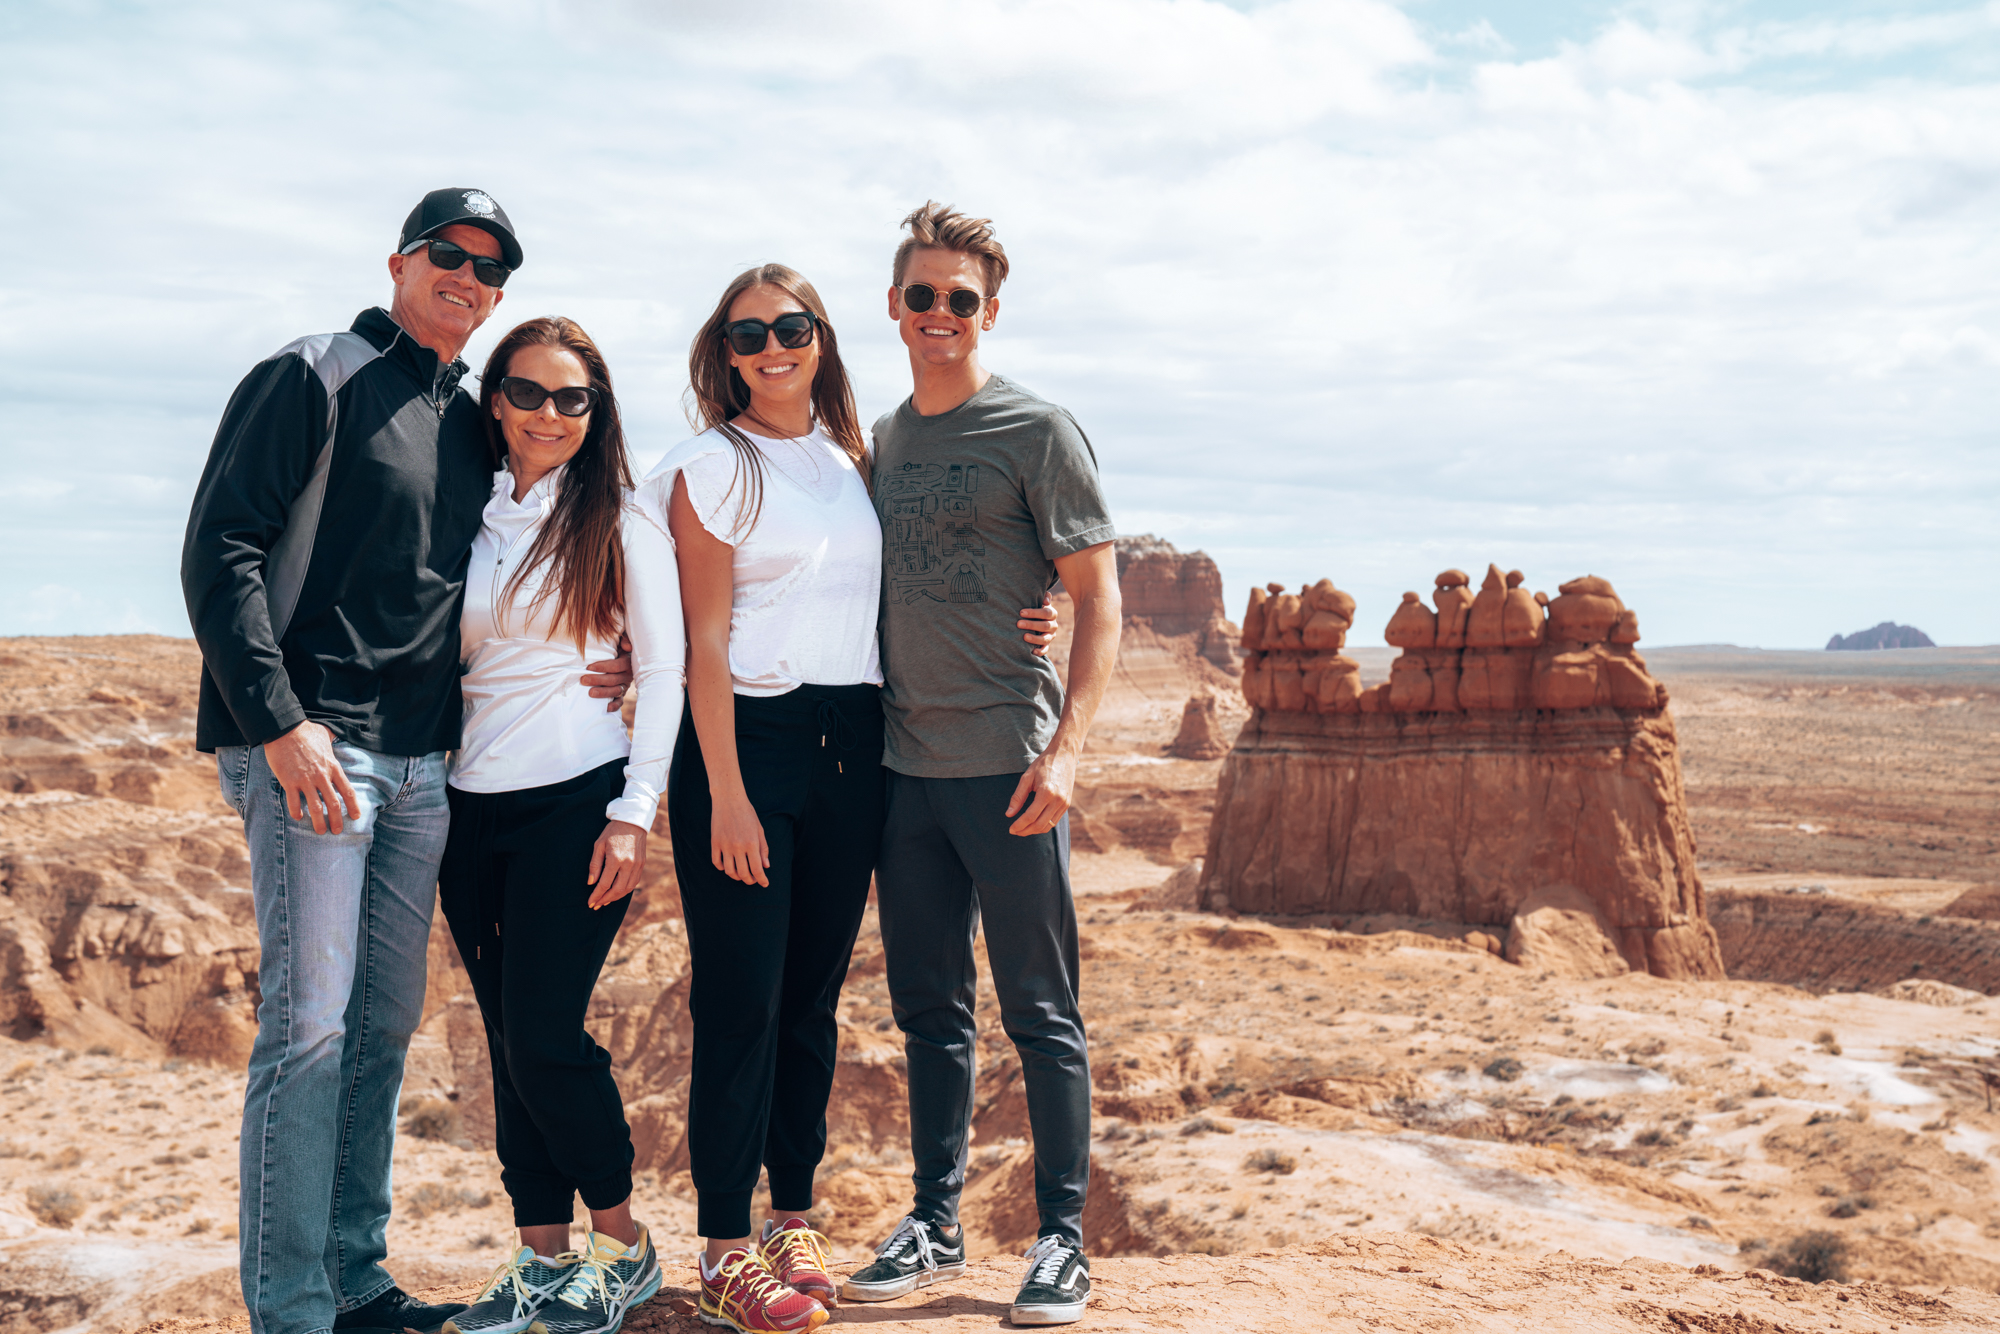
[788,1278,838,1308]
[839,1262,968,1303]
[1010,1297,1088,1325]
[696,1304,829,1333]
[444,1319,536,1334]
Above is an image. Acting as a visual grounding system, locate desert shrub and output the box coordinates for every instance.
[27,1185,82,1229]
[1483,1057,1524,1082]
[1828,1195,1875,1219]
[86,1044,114,1057]
[401,1096,464,1143]
[1097,1120,1131,1141]
[1180,1115,1234,1136]
[1242,1148,1297,1175]
[406,1183,492,1219]
[1816,1183,1840,1197]
[1814,1031,1843,1055]
[1773,1230,1849,1283]
[1715,1096,1743,1112]
[1750,1082,1776,1098]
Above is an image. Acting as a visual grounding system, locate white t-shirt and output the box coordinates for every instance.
[638,424,882,695]
[450,465,686,829]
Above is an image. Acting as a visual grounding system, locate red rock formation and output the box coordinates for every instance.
[1114,535,1240,673]
[1710,890,2000,995]
[1218,572,1715,979]
[1200,706,1723,979]
[1167,691,1231,760]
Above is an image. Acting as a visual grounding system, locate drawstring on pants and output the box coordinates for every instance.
[816,697,860,773]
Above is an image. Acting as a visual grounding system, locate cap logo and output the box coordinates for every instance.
[462,190,496,216]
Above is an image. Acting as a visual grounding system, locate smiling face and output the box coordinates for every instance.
[889,248,998,370]
[387,222,506,362]
[493,343,591,488]
[727,283,822,421]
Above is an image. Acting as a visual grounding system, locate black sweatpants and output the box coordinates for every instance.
[437,757,635,1227]
[876,769,1090,1244]
[667,683,884,1240]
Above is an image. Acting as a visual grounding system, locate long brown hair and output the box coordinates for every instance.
[685,264,868,538]
[477,317,634,653]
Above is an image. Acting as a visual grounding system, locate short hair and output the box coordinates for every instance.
[892,201,1010,298]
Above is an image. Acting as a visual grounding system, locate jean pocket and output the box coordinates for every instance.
[215,746,249,817]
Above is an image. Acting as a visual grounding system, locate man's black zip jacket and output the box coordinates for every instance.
[182,307,490,755]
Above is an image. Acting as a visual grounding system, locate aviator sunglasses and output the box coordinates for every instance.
[402,237,513,289]
[723,310,820,357]
[498,377,599,417]
[900,283,985,318]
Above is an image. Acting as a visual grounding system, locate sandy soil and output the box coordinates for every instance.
[5,634,2000,1333]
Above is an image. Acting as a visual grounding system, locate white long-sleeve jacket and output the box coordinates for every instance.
[449,466,685,829]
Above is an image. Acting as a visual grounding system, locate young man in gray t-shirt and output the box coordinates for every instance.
[840,204,1120,1327]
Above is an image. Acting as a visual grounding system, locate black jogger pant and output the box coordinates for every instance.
[667,683,884,1240]
[876,769,1090,1244]
[437,757,635,1226]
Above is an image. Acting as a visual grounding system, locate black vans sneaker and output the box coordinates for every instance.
[335,1286,469,1334]
[1009,1235,1090,1326]
[838,1216,966,1302]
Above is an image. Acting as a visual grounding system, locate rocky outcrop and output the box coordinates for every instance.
[1710,890,2000,995]
[1210,569,1719,979]
[1115,535,1239,673]
[1944,885,2000,920]
[1827,622,1936,650]
[0,640,262,1062]
[1167,691,1230,760]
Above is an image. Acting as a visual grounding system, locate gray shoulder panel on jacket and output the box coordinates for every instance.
[265,330,384,642]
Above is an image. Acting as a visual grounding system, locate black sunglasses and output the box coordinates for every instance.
[900,283,984,318]
[723,310,819,357]
[404,238,512,289]
[498,377,598,417]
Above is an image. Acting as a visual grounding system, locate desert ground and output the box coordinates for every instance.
[2,577,1998,1332]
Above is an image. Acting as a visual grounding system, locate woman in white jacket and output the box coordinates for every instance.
[435,317,679,1334]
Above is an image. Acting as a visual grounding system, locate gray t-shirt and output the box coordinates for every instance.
[873,374,1116,778]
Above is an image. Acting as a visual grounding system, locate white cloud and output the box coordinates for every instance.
[0,0,1995,648]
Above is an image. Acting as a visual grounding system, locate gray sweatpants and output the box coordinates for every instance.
[876,769,1091,1244]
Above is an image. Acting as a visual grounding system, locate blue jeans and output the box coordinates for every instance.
[217,740,449,1334]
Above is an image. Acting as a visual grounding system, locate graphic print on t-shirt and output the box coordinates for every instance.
[879,459,987,607]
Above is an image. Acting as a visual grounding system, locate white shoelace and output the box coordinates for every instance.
[480,1250,578,1320]
[1022,1235,1074,1287]
[877,1215,942,1271]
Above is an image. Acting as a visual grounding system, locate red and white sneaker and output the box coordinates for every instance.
[759,1218,837,1307]
[698,1247,827,1334]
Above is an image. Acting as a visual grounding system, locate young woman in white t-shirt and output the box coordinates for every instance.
[637,266,1054,1332]
[436,317,681,1332]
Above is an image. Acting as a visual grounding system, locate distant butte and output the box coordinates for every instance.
[1826,621,1936,650]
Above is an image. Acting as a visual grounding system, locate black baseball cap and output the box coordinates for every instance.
[398,187,522,271]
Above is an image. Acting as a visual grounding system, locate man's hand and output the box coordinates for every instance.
[264,721,360,835]
[587,820,648,909]
[583,631,635,713]
[1018,598,1059,658]
[1005,746,1077,837]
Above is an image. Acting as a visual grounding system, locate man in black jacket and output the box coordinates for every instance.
[182,189,628,1334]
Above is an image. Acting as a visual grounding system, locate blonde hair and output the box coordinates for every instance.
[892,201,1010,297]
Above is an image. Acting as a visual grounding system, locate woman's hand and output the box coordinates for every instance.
[712,795,771,887]
[587,820,648,909]
[1019,596,1060,657]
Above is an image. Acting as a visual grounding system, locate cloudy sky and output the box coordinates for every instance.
[4,0,1997,647]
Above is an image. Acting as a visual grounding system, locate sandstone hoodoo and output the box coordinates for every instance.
[1206,567,1723,980]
